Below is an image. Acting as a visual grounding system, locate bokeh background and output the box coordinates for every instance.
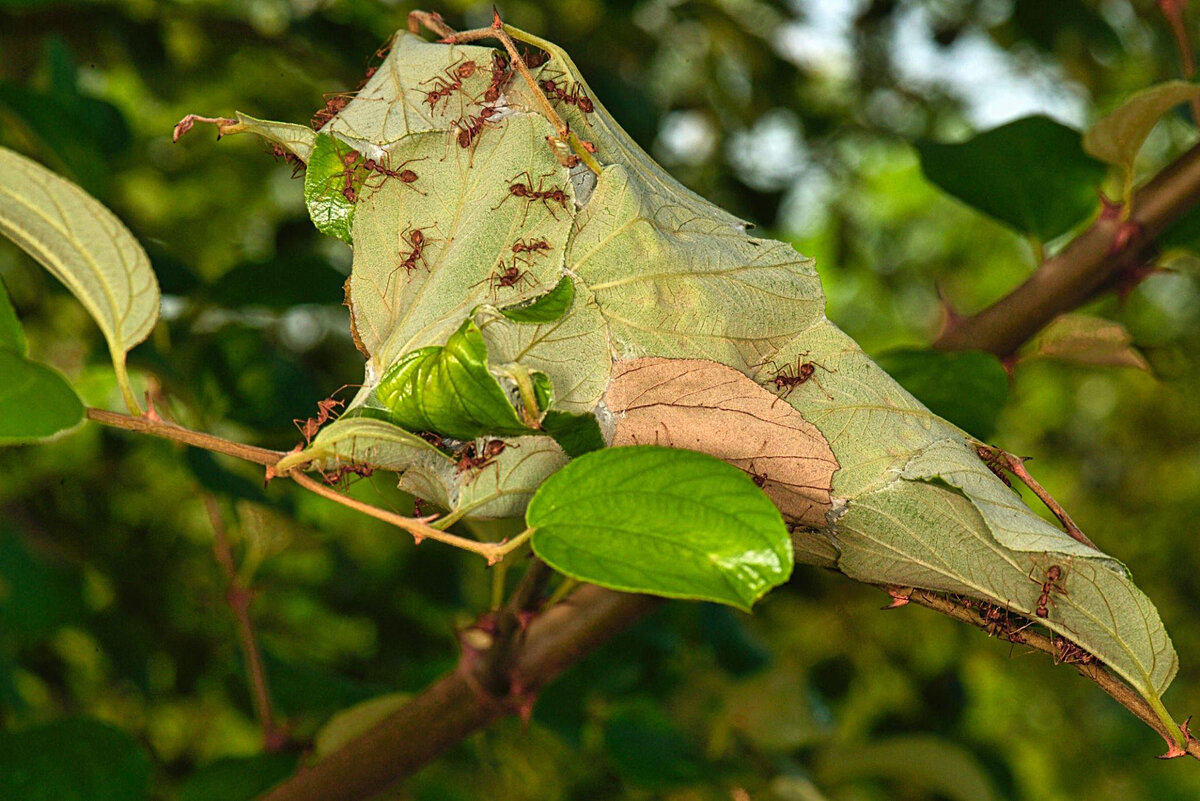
[3,0,1200,799]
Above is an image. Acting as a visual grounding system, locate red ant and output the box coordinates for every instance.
[538,73,594,122]
[321,461,374,487]
[492,171,570,221]
[474,257,536,298]
[1033,564,1066,619]
[452,108,501,150]
[357,39,393,89]
[511,238,552,258]
[420,56,480,112]
[976,444,1012,487]
[384,225,437,294]
[454,439,507,476]
[759,352,834,400]
[360,155,427,197]
[480,53,511,103]
[1052,634,1095,666]
[269,144,306,178]
[311,93,353,129]
[522,48,549,68]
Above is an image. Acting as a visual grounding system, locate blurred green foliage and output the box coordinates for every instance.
[2,0,1200,798]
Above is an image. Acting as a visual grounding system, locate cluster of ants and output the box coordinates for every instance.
[943,563,1094,666]
[290,389,514,496]
[419,431,509,476]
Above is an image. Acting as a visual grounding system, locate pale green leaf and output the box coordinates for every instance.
[567,164,823,369]
[477,279,612,413]
[231,111,316,162]
[321,34,500,149]
[0,146,160,411]
[347,116,574,373]
[835,479,1176,702]
[1024,313,1150,371]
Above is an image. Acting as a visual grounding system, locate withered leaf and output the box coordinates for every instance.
[606,357,839,527]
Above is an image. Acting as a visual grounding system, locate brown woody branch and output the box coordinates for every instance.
[935,140,1200,357]
[260,585,661,801]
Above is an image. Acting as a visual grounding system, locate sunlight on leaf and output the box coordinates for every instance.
[0,146,159,412]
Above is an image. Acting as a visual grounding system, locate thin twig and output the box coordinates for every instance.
[88,406,532,565]
[975,443,1098,550]
[435,10,602,174]
[203,494,287,752]
[87,407,284,465]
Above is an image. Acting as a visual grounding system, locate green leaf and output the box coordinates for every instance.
[0,146,160,412]
[1083,81,1200,177]
[540,409,605,457]
[0,276,25,355]
[873,348,1009,439]
[0,718,151,801]
[527,446,792,610]
[303,133,360,245]
[916,115,1105,240]
[370,319,536,441]
[0,350,85,444]
[176,753,299,801]
[499,275,575,323]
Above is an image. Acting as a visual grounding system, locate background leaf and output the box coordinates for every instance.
[1083,81,1200,176]
[874,348,1010,438]
[916,115,1105,240]
[0,350,84,444]
[0,145,159,410]
[528,446,793,610]
[0,718,151,801]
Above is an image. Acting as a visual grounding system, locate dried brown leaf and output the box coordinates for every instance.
[606,357,839,527]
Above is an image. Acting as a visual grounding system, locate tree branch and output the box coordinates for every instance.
[260,584,661,801]
[934,140,1200,357]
